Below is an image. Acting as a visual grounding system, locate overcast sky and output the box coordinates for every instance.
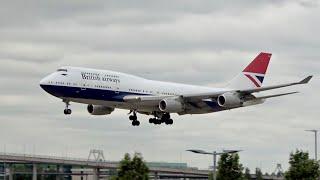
[0,0,319,173]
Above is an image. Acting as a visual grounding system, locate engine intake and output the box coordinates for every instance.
[87,105,114,115]
[217,92,242,108]
[159,98,184,113]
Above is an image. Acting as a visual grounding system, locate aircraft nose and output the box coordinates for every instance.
[39,75,51,88]
[39,78,46,86]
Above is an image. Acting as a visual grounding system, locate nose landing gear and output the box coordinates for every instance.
[64,109,72,115]
[63,100,72,115]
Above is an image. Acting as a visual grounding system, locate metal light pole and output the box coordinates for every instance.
[213,151,217,180]
[187,149,242,180]
[306,129,319,160]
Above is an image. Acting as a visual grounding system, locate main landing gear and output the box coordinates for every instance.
[129,111,140,126]
[63,100,72,115]
[128,111,174,126]
[149,113,173,125]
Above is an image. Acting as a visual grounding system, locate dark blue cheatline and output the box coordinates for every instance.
[40,85,147,102]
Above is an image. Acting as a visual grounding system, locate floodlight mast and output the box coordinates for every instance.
[213,151,217,180]
[187,149,241,180]
[305,129,319,160]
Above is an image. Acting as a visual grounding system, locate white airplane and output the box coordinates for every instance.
[40,52,312,126]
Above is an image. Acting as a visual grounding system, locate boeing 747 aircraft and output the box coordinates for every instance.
[40,52,312,126]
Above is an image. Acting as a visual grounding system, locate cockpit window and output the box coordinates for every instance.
[57,68,68,72]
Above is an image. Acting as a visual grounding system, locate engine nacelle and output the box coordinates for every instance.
[159,98,184,113]
[87,105,114,115]
[217,92,242,108]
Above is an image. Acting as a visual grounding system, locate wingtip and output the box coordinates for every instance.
[300,75,313,84]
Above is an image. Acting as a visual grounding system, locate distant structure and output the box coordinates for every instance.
[272,163,284,177]
[0,151,208,180]
[88,149,105,162]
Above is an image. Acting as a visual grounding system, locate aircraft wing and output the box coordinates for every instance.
[238,75,312,95]
[182,76,312,100]
[123,76,312,104]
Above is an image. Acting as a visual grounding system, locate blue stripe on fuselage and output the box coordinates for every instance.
[40,85,148,102]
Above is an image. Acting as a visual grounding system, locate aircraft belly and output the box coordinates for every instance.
[67,97,157,112]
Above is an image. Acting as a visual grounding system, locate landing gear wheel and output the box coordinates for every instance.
[149,118,154,124]
[132,120,140,126]
[161,113,172,125]
[165,119,173,125]
[63,100,72,115]
[129,115,137,121]
[163,113,170,119]
[64,109,72,115]
[129,110,138,121]
[154,119,161,125]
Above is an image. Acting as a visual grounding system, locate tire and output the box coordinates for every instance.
[64,109,71,115]
[132,121,140,126]
[165,119,173,125]
[129,115,137,121]
[132,116,137,121]
[149,118,154,123]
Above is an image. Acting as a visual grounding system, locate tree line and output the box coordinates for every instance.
[112,150,320,180]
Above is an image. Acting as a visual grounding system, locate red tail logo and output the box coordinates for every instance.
[243,52,272,87]
[243,52,272,74]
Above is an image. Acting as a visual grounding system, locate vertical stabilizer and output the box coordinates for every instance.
[227,52,272,89]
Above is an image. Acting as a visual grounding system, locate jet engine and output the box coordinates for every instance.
[217,92,242,108]
[159,97,184,113]
[87,105,115,115]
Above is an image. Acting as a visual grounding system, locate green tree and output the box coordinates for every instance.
[255,168,263,180]
[208,172,213,180]
[216,153,244,180]
[113,152,149,180]
[285,150,320,180]
[244,167,251,180]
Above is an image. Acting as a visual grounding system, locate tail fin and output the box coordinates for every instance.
[227,52,272,89]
